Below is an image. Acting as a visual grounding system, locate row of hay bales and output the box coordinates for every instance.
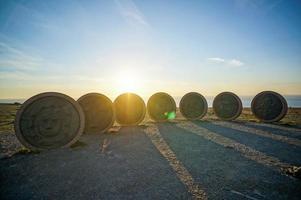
[14,91,287,150]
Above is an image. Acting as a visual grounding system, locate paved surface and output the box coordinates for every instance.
[1,121,301,200]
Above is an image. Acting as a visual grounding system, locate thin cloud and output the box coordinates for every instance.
[0,41,43,71]
[0,71,107,83]
[234,0,283,12]
[228,59,244,67]
[207,57,245,67]
[207,57,225,63]
[114,0,149,27]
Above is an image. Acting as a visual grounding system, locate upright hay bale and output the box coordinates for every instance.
[114,93,146,125]
[251,91,288,122]
[180,92,208,120]
[213,92,242,120]
[147,92,176,122]
[14,92,85,151]
[78,93,114,134]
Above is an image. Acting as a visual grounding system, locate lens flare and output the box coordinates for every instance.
[164,111,176,119]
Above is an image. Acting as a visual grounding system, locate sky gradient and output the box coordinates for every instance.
[0,0,301,99]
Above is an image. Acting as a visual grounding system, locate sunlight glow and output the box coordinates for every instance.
[114,69,143,93]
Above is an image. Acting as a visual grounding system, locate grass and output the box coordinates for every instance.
[0,104,20,133]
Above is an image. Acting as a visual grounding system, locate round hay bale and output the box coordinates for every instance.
[14,92,85,151]
[213,92,242,120]
[114,93,146,125]
[251,91,288,122]
[78,93,114,134]
[147,92,176,122]
[180,92,208,120]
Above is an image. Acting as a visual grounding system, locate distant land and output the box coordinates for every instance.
[1,95,301,107]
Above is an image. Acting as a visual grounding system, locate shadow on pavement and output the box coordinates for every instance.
[158,123,301,200]
[0,126,190,200]
[193,121,301,166]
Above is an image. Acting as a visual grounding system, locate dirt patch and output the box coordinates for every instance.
[100,138,111,154]
[107,126,121,134]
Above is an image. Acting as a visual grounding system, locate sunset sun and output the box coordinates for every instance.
[114,69,143,93]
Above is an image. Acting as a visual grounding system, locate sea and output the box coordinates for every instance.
[1,95,301,108]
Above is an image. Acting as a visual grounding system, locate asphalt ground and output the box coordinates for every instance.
[1,120,301,200]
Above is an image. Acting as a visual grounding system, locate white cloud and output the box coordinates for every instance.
[114,0,149,27]
[207,57,245,67]
[207,57,225,63]
[228,59,244,67]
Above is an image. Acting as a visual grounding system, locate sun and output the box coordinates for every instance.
[114,69,143,93]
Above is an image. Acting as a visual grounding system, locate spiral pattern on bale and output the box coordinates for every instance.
[180,92,208,120]
[15,92,85,151]
[251,91,288,122]
[78,93,114,134]
[213,92,242,120]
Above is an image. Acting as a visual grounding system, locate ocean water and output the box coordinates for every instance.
[1,95,301,108]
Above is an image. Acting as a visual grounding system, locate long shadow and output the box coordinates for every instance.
[193,121,301,166]
[233,122,301,140]
[0,126,190,200]
[158,123,301,200]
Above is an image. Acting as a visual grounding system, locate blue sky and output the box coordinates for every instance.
[0,0,300,99]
